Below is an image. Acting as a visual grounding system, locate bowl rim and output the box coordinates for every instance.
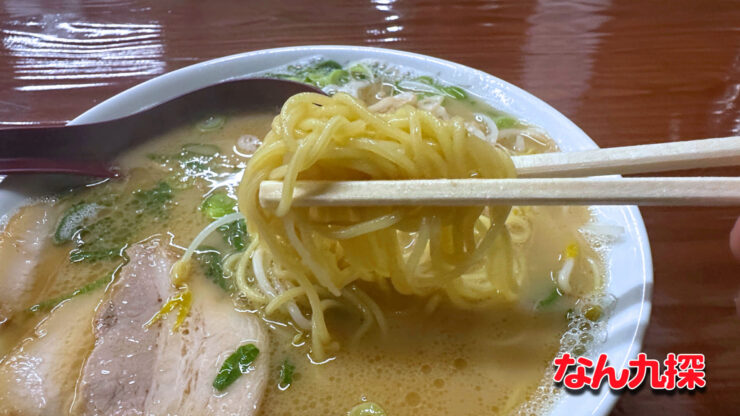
[71,45,653,415]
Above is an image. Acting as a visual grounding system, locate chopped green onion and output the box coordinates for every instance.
[536,287,562,309]
[182,143,220,156]
[349,63,373,80]
[396,79,440,96]
[29,273,113,312]
[278,359,295,390]
[399,77,469,100]
[314,60,342,71]
[348,402,386,416]
[308,68,349,87]
[213,344,260,391]
[201,193,236,219]
[414,75,434,84]
[130,182,173,218]
[441,85,467,100]
[150,143,236,188]
[69,246,124,263]
[494,116,518,129]
[197,115,225,132]
[196,247,232,292]
[54,202,102,244]
[273,60,349,87]
[60,182,173,264]
[324,69,349,86]
[219,219,248,251]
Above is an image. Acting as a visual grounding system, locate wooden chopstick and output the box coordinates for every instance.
[259,137,740,207]
[512,136,740,177]
[259,177,740,207]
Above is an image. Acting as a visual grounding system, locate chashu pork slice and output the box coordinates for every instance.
[0,203,63,324]
[0,289,100,416]
[75,238,270,416]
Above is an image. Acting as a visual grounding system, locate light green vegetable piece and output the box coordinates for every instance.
[494,116,518,129]
[349,63,373,80]
[201,193,236,219]
[268,60,354,88]
[321,69,349,86]
[441,85,467,100]
[348,402,386,416]
[414,75,434,84]
[213,344,260,391]
[411,76,468,100]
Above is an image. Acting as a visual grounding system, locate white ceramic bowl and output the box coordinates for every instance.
[0,45,652,415]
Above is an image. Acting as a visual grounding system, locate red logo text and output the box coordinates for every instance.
[553,353,706,390]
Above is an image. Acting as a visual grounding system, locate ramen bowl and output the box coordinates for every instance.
[0,45,652,415]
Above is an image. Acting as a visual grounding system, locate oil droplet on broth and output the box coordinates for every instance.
[453,358,468,370]
[404,392,421,407]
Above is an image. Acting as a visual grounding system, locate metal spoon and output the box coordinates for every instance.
[0,78,322,178]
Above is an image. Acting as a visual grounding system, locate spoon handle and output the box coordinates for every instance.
[0,78,322,178]
[0,157,115,178]
[0,123,123,172]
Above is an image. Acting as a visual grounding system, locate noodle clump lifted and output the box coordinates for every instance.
[237,92,519,358]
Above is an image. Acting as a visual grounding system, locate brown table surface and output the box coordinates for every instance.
[1,0,738,414]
